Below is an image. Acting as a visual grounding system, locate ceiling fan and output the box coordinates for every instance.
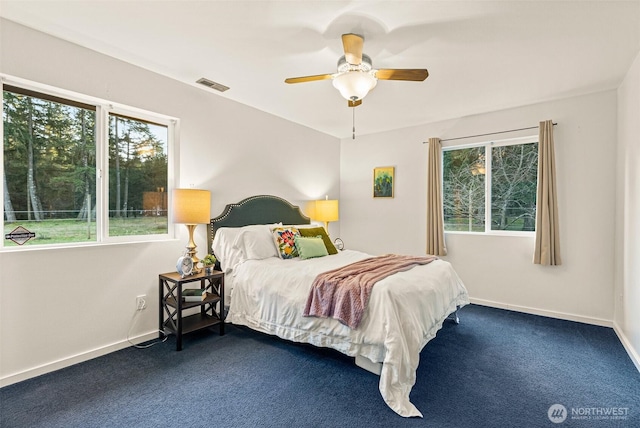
[284,33,429,107]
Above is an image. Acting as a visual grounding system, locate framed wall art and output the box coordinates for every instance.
[373,166,394,198]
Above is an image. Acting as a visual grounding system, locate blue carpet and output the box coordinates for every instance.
[1,304,638,427]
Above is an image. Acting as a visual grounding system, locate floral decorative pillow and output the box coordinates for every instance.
[271,227,300,259]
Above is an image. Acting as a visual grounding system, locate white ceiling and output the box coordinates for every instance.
[2,1,639,139]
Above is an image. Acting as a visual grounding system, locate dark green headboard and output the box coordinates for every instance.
[207,195,310,252]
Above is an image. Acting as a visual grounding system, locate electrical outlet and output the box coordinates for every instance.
[136,295,147,311]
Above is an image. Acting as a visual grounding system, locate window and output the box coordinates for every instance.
[442,137,538,233]
[2,78,174,248]
[108,113,169,237]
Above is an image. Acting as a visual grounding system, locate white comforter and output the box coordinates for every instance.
[225,249,469,417]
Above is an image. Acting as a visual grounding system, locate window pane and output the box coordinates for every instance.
[108,115,168,237]
[443,147,486,232]
[3,89,96,247]
[491,143,538,231]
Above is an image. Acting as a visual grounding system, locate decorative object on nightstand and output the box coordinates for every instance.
[313,196,339,233]
[333,237,344,251]
[172,188,211,268]
[182,288,207,302]
[176,252,194,278]
[202,254,217,275]
[159,269,225,351]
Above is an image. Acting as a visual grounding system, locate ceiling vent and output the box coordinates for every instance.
[196,78,230,92]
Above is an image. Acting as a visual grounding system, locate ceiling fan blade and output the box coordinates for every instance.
[348,99,362,108]
[376,69,429,81]
[284,74,334,84]
[342,33,364,65]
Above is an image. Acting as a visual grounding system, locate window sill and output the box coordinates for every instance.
[0,237,178,253]
[445,230,535,238]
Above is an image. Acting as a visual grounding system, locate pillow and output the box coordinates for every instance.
[298,226,338,255]
[271,226,300,259]
[212,224,280,272]
[295,235,329,260]
[211,227,239,273]
[232,227,278,261]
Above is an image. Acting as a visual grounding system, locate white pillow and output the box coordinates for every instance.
[232,227,278,261]
[212,224,280,273]
[211,228,240,273]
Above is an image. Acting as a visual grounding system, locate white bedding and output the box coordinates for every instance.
[225,249,469,417]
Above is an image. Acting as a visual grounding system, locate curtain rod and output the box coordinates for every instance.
[424,122,557,143]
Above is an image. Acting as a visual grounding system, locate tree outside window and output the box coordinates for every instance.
[442,139,538,233]
[443,147,485,232]
[2,83,172,247]
[108,114,168,237]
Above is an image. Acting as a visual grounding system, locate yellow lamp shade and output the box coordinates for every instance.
[314,199,339,222]
[172,189,211,224]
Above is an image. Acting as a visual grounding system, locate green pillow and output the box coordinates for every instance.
[298,227,338,255]
[295,235,329,260]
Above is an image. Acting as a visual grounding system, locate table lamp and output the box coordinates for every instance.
[172,188,211,265]
[314,197,339,233]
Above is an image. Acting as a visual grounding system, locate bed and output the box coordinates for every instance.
[207,195,469,417]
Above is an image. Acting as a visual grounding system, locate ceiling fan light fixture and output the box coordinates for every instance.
[284,34,428,110]
[337,54,373,72]
[332,71,377,102]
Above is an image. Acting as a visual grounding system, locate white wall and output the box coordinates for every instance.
[2,16,637,386]
[340,91,617,326]
[0,19,340,386]
[615,51,640,369]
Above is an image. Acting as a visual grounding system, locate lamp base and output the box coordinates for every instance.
[184,224,202,270]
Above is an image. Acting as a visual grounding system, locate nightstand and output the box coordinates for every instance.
[159,270,225,351]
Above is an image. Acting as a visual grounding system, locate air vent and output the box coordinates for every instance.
[196,78,230,92]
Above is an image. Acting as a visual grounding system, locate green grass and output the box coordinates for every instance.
[445,216,534,232]
[3,217,168,247]
[444,217,484,232]
[444,222,484,232]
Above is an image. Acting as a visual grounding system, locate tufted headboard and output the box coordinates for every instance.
[207,195,311,253]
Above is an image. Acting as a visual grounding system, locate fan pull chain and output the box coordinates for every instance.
[352,107,356,140]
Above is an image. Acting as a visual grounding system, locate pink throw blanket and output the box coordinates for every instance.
[303,254,438,328]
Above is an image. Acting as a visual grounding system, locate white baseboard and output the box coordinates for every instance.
[4,304,638,388]
[613,322,640,373]
[0,331,158,388]
[469,298,640,373]
[469,297,613,327]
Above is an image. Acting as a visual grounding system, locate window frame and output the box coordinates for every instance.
[1,74,178,250]
[442,135,538,237]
